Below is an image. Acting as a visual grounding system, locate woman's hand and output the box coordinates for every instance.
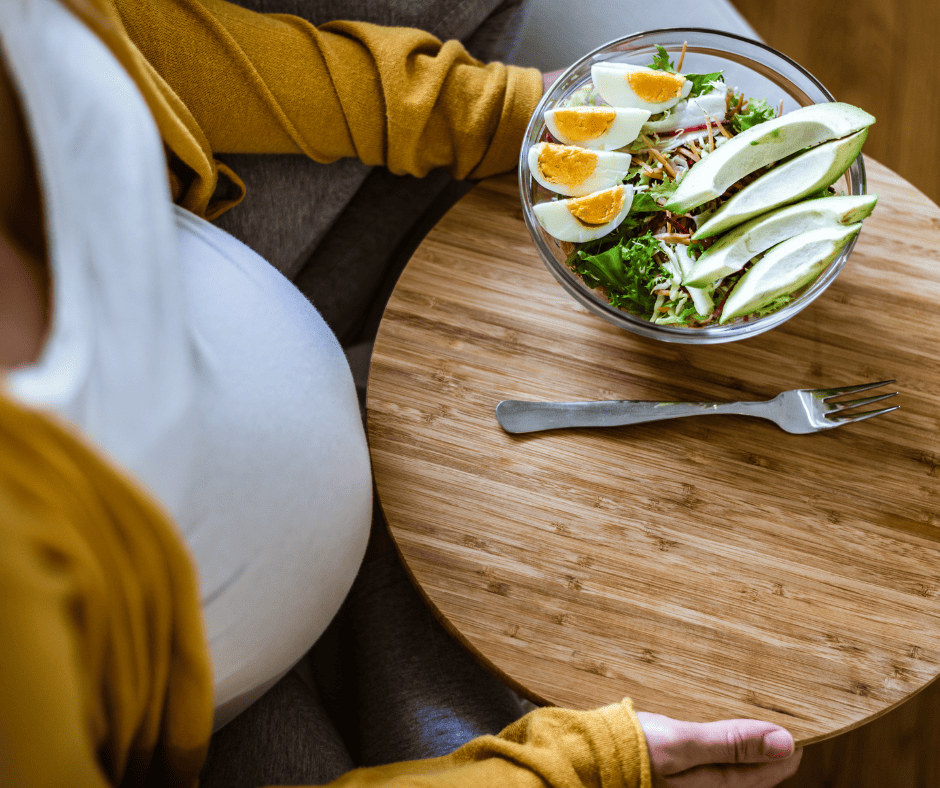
[636,712,803,788]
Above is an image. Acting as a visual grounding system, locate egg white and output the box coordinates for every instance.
[533,185,635,243]
[544,106,649,151]
[528,143,633,197]
[591,63,692,114]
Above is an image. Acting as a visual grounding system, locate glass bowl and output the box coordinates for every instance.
[518,28,867,344]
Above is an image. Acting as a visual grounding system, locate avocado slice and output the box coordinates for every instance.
[664,102,875,215]
[718,223,861,324]
[683,194,877,288]
[692,130,868,239]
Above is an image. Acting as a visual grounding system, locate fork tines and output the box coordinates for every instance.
[822,379,900,423]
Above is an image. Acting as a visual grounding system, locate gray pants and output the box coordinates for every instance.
[200,552,527,786]
[199,2,532,785]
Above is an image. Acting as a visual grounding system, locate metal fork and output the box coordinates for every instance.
[495,380,899,435]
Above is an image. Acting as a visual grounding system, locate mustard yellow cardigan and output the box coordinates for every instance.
[0,1,653,785]
[76,0,546,219]
[0,392,658,788]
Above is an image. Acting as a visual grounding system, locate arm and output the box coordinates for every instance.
[299,707,802,788]
[111,0,544,181]
[0,394,213,788]
[312,701,651,788]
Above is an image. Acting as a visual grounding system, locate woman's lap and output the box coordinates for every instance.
[318,550,526,768]
[200,550,526,786]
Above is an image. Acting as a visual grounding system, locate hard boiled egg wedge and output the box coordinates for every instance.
[528,143,633,197]
[544,106,649,151]
[591,63,692,114]
[533,185,634,243]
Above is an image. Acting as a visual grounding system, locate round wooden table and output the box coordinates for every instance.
[365,158,940,746]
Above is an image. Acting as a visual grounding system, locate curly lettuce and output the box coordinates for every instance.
[730,97,778,133]
[569,232,666,316]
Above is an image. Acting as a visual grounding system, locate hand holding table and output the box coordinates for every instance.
[638,713,801,787]
[367,158,940,749]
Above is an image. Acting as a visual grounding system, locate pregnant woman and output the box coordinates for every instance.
[0,0,801,785]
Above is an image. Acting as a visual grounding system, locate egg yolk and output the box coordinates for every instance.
[626,71,687,103]
[537,145,598,188]
[551,108,617,142]
[567,187,625,227]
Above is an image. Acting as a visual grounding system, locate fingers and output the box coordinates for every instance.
[684,718,795,764]
[637,712,796,775]
[662,748,803,788]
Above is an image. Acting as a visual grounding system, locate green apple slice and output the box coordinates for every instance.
[719,223,861,324]
[683,194,877,288]
[693,129,869,240]
[664,102,875,215]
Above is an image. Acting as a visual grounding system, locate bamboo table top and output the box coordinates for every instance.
[365,158,940,745]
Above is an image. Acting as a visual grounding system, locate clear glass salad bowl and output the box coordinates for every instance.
[518,28,867,344]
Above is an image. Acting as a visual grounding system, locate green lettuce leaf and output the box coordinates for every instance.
[685,71,723,98]
[629,192,663,213]
[647,179,679,202]
[648,46,675,72]
[748,293,792,319]
[731,98,778,133]
[571,232,665,316]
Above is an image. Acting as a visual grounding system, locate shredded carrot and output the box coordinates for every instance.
[654,233,692,245]
[645,167,664,179]
[778,99,784,117]
[677,41,688,72]
[705,118,715,152]
[678,146,700,162]
[642,136,677,178]
[712,116,732,139]
[658,154,678,180]
[666,206,694,220]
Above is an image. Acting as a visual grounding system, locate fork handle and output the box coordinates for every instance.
[495,399,764,434]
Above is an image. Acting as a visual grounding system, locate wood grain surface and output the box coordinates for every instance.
[730,0,940,207]
[365,158,940,746]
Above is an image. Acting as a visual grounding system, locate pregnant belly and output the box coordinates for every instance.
[173,208,371,727]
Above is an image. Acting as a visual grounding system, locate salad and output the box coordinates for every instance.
[528,44,876,329]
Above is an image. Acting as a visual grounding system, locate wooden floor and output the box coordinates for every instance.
[725,3,940,782]
[776,679,940,787]
[731,0,940,205]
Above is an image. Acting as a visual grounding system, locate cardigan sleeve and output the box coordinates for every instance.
[0,395,213,788]
[111,0,544,180]
[308,701,653,788]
